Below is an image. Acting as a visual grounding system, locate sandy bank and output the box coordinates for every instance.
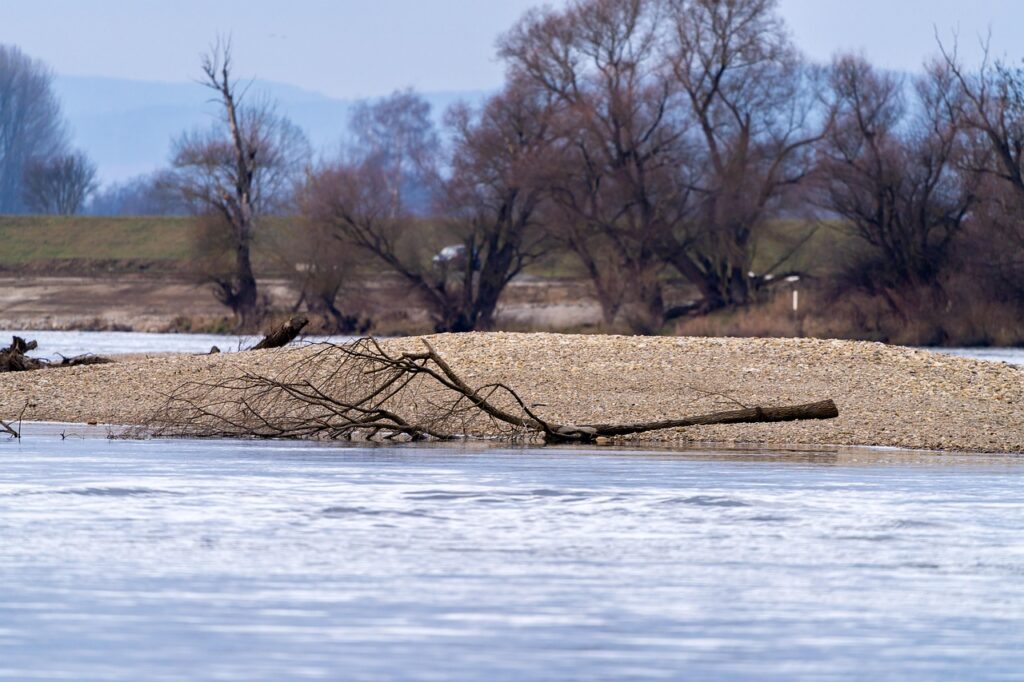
[1,333,1022,453]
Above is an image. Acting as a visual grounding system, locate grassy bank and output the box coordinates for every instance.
[0,215,193,271]
[0,215,299,275]
[3,215,1020,346]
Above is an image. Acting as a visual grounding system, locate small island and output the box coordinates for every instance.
[2,332,1020,453]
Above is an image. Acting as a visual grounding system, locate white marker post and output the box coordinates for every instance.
[784,275,801,317]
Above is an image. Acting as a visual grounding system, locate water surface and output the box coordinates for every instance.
[0,329,346,361]
[1,426,1022,680]
[3,329,1022,365]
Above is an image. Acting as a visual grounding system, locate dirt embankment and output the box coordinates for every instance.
[0,275,609,334]
[2,333,1021,453]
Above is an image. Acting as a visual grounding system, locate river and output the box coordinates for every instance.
[1,427,1022,680]
[2,328,1023,365]
[1,331,1023,679]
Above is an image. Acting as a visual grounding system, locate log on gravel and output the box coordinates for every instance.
[545,400,840,443]
[249,316,309,351]
[55,354,115,368]
[0,336,112,373]
[0,337,45,372]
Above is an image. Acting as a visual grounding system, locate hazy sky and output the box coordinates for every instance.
[1,0,1022,98]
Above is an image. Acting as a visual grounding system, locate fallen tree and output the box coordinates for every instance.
[149,338,838,444]
[0,337,42,372]
[0,336,114,373]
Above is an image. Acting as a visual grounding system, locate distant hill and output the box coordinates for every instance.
[54,75,488,186]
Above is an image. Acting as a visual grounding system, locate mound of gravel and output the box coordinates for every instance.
[2,333,1021,453]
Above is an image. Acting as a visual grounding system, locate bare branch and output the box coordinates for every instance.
[143,338,839,445]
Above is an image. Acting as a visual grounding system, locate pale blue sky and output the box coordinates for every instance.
[1,1,1022,98]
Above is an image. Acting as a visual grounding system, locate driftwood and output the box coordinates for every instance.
[1,401,28,439]
[1,337,45,372]
[544,400,838,443]
[249,315,308,351]
[0,336,113,373]
[54,354,114,368]
[150,338,839,445]
[0,418,18,438]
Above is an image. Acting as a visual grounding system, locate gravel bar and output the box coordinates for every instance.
[2,333,1022,453]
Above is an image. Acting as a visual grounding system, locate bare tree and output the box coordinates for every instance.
[166,40,310,329]
[939,39,1024,293]
[500,0,687,333]
[499,0,827,330]
[663,0,832,311]
[303,92,446,327]
[87,170,189,216]
[348,89,440,215]
[819,55,976,304]
[21,150,98,214]
[438,79,557,330]
[0,44,69,213]
[305,87,553,332]
[939,39,1024,201]
[279,213,371,333]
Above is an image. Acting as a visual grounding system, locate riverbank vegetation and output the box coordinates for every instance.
[3,0,1024,345]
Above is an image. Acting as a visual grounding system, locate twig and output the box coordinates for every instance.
[1,401,29,439]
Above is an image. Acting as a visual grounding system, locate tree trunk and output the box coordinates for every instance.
[545,399,840,444]
[250,316,309,350]
[234,235,259,329]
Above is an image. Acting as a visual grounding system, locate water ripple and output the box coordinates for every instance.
[55,486,184,497]
[0,433,1022,681]
[319,506,446,520]
[661,495,752,508]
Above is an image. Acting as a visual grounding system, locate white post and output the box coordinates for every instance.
[792,289,799,312]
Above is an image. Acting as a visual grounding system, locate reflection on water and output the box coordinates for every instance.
[1,425,1022,680]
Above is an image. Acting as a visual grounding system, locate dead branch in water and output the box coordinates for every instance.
[1,401,28,439]
[148,338,838,444]
[0,417,18,438]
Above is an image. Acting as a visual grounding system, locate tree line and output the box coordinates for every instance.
[6,0,1024,336]
[0,45,97,214]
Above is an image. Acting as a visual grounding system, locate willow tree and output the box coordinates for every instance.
[500,0,688,332]
[499,0,829,331]
[305,85,555,333]
[818,55,976,305]
[664,0,832,310]
[438,79,557,331]
[940,40,1024,295]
